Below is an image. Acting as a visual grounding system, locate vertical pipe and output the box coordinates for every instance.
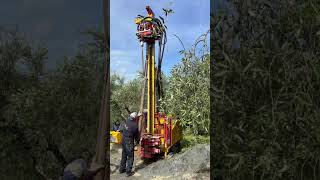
[170,116,172,146]
[147,43,151,134]
[164,116,167,158]
[151,43,155,134]
[164,116,167,148]
[147,42,155,134]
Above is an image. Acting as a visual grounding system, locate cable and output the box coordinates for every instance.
[137,15,167,100]
[156,21,166,100]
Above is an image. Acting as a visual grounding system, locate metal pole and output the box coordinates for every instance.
[147,42,155,134]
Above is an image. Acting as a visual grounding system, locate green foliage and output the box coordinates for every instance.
[181,134,210,150]
[161,32,210,136]
[0,28,105,179]
[110,74,141,124]
[0,30,47,110]
[212,1,320,179]
[110,71,171,125]
[0,30,54,179]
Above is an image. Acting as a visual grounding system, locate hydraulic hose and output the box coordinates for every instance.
[137,15,167,103]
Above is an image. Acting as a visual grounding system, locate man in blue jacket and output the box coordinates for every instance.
[112,120,120,131]
[118,112,141,177]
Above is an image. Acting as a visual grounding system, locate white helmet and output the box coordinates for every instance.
[130,112,137,119]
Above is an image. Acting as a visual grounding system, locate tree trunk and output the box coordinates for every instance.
[138,44,147,135]
[138,76,146,135]
[93,0,110,179]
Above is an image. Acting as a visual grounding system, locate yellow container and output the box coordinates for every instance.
[159,118,164,124]
[110,131,122,144]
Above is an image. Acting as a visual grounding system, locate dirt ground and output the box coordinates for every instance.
[110,143,210,180]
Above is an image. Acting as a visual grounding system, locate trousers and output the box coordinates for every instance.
[119,139,134,173]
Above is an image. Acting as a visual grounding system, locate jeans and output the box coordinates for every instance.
[119,139,134,174]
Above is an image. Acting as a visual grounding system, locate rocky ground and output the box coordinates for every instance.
[110,144,210,180]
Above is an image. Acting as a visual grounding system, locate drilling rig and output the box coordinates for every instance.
[135,6,183,159]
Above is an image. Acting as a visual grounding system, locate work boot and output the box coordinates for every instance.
[126,171,135,177]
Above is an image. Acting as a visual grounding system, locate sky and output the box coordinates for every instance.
[1,0,103,70]
[110,0,210,81]
[1,0,212,78]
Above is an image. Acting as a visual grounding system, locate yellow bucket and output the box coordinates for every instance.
[110,131,122,144]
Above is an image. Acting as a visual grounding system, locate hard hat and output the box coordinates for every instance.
[130,112,137,119]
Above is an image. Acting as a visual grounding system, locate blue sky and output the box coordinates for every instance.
[1,0,211,74]
[111,0,210,81]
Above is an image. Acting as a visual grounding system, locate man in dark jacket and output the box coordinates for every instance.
[118,112,140,177]
[112,120,120,131]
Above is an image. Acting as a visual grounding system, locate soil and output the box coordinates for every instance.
[110,143,210,180]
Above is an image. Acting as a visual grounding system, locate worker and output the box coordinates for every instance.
[112,120,120,131]
[63,159,104,180]
[118,112,141,177]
